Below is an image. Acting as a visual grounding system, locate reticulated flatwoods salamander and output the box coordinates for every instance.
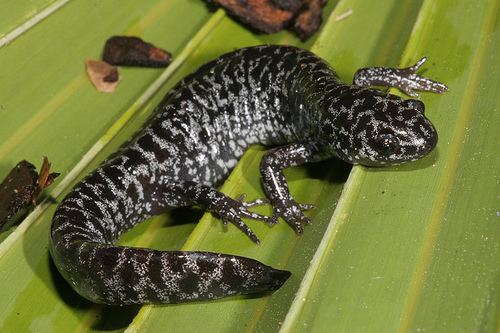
[50,45,447,305]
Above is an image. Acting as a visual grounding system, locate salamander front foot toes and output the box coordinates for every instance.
[212,195,276,243]
[400,57,449,96]
[236,194,270,208]
[298,203,315,211]
[353,56,448,97]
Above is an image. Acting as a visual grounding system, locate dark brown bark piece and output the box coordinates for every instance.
[205,0,326,39]
[0,161,37,229]
[292,0,327,40]
[0,158,60,230]
[271,0,304,12]
[206,0,296,33]
[103,36,172,68]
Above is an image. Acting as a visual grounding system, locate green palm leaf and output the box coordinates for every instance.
[0,0,498,332]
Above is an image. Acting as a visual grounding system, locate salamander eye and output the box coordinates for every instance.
[374,134,400,152]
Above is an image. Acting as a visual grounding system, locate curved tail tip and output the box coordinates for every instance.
[266,267,292,291]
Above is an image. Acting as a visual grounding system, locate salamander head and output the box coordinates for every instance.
[326,91,438,166]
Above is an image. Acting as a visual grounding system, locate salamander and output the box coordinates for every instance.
[50,45,447,305]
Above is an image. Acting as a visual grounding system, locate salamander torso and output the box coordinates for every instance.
[50,45,445,305]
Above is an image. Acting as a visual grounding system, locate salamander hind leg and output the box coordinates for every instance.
[178,182,274,244]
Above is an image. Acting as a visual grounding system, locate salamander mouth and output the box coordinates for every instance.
[392,116,438,163]
[416,120,438,157]
[355,129,438,166]
[392,132,438,164]
[422,131,438,155]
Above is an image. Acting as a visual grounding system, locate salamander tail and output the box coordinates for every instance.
[50,240,290,305]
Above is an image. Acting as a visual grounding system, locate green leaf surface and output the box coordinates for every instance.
[0,0,498,332]
[281,1,500,332]
[0,0,62,42]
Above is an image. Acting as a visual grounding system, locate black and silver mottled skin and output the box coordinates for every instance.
[50,45,446,305]
[354,56,448,97]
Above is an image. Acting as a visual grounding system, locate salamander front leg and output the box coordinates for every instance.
[353,57,448,97]
[260,142,320,234]
[180,182,273,244]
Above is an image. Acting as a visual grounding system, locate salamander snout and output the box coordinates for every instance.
[371,119,437,165]
[402,98,438,158]
[366,98,438,166]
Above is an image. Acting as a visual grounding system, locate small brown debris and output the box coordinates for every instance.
[33,157,60,205]
[103,36,172,68]
[102,69,119,83]
[0,157,59,230]
[205,0,327,40]
[85,59,120,93]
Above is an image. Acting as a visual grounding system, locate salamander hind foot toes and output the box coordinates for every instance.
[271,199,314,234]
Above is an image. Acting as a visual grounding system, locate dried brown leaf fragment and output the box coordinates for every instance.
[85,59,120,93]
[33,157,60,205]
